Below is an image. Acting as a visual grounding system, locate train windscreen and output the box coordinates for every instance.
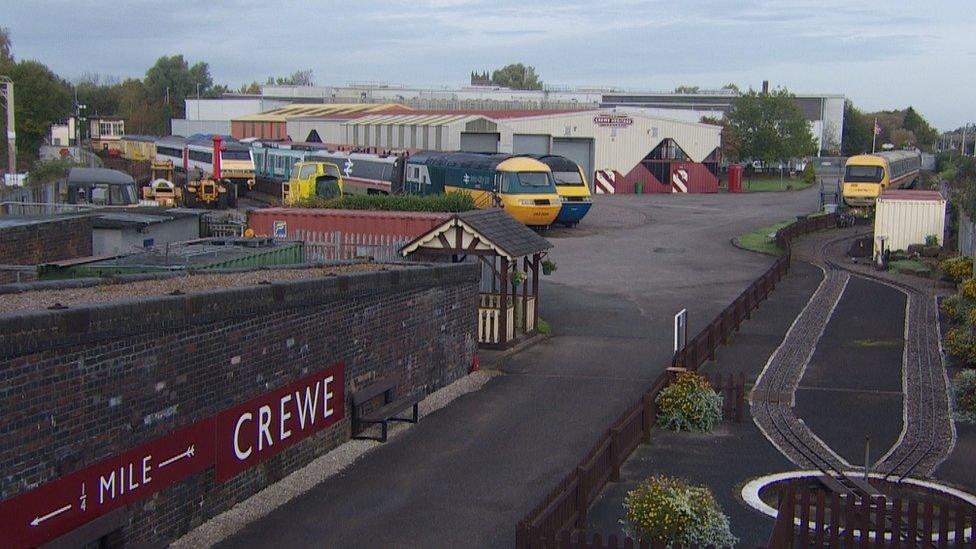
[551,170,585,186]
[845,165,883,183]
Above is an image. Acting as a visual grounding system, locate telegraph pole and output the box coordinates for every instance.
[0,76,15,186]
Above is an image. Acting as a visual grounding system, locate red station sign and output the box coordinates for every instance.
[0,421,214,548]
[215,362,345,482]
[0,362,346,547]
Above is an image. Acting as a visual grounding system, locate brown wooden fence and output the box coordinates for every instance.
[515,213,839,549]
[768,481,976,548]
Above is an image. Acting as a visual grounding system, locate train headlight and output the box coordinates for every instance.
[518,199,536,206]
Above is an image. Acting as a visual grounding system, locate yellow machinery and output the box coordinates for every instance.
[282,161,345,205]
[184,171,235,209]
[141,160,183,207]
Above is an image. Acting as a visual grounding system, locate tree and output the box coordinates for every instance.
[208,84,230,98]
[721,83,740,93]
[903,106,938,150]
[144,55,213,118]
[842,101,872,156]
[1,60,72,165]
[727,88,817,163]
[700,115,739,161]
[0,27,12,66]
[947,155,976,259]
[238,81,261,94]
[117,78,164,135]
[674,85,700,93]
[266,70,315,86]
[74,73,122,116]
[821,120,841,156]
[490,63,542,90]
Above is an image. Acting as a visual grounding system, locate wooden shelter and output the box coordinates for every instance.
[401,209,553,349]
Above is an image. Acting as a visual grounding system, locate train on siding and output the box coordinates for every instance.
[154,136,255,197]
[842,150,922,208]
[118,135,256,197]
[531,155,593,226]
[251,141,401,195]
[405,152,562,226]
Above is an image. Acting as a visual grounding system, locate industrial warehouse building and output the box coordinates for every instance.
[233,107,721,194]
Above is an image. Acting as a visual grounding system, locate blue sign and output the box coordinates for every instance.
[273,221,287,239]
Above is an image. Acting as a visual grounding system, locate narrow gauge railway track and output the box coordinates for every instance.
[820,235,952,482]
[756,232,952,491]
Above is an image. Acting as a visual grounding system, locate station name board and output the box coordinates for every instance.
[593,113,634,128]
[0,362,345,547]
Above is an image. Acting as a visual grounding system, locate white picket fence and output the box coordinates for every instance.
[294,229,410,263]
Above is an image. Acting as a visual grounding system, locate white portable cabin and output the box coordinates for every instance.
[873,190,946,256]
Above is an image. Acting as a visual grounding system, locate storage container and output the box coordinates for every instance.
[248,208,450,240]
[873,190,946,256]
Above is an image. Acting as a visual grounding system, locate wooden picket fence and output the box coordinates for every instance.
[768,481,976,547]
[294,229,410,263]
[516,213,840,548]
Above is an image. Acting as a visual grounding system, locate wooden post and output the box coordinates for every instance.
[532,253,540,332]
[500,257,509,347]
[575,467,587,529]
[522,256,529,335]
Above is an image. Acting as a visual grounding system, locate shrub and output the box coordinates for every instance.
[622,475,737,547]
[953,370,976,422]
[941,295,961,322]
[294,192,476,213]
[941,256,973,283]
[963,279,976,300]
[945,327,976,366]
[655,372,722,432]
[926,234,940,246]
[802,163,816,186]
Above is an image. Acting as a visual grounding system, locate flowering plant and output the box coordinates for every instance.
[655,372,722,432]
[621,475,736,547]
[954,370,976,422]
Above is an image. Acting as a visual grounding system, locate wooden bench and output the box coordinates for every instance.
[350,375,422,443]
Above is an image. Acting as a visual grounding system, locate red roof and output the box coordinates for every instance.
[879,190,944,201]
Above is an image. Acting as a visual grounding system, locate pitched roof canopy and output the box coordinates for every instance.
[401,209,552,260]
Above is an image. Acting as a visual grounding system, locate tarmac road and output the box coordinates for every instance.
[218,188,820,548]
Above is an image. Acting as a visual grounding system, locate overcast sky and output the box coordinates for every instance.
[5,0,975,129]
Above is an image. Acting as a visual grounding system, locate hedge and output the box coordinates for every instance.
[294,192,476,213]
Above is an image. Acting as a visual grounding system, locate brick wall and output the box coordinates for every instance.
[0,263,479,545]
[0,215,93,284]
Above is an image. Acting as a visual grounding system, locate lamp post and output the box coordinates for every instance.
[0,76,15,186]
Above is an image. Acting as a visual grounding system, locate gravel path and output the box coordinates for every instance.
[171,370,498,548]
[752,265,852,471]
[0,264,390,314]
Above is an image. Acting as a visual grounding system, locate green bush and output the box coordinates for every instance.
[942,295,963,322]
[294,192,476,213]
[802,163,816,186]
[621,475,737,547]
[655,372,722,432]
[941,256,973,283]
[953,370,976,422]
[945,327,976,366]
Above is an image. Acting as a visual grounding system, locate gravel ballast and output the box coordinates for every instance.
[0,264,394,314]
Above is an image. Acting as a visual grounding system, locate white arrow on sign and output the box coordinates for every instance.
[343,159,354,177]
[31,504,72,527]
[159,445,195,468]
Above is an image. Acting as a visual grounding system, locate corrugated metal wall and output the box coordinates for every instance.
[874,198,947,253]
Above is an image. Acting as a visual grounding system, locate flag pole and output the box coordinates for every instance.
[872,117,878,153]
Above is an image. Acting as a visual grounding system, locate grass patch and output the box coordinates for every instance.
[735,220,793,255]
[845,339,902,348]
[536,317,551,335]
[743,178,813,192]
[889,259,931,275]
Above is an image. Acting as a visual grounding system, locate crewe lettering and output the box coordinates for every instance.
[258,405,273,451]
[229,373,339,463]
[295,383,319,429]
[279,394,292,441]
[234,412,253,460]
